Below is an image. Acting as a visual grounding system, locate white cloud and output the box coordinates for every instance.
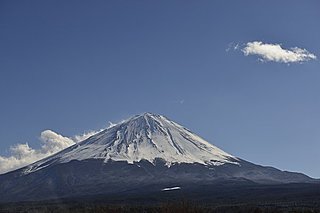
[0,123,116,174]
[0,130,75,174]
[0,144,38,175]
[40,130,75,153]
[241,41,317,63]
[73,129,104,142]
[0,128,108,174]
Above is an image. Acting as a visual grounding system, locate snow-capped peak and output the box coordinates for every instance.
[25,113,238,172]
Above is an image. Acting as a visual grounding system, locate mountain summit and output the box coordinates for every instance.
[0,113,315,202]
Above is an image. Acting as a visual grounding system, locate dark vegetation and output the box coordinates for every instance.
[1,174,319,213]
[1,199,320,213]
[0,201,320,213]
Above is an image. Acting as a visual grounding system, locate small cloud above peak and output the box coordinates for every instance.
[240,41,317,64]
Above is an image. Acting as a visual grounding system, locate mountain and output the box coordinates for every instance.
[0,113,316,202]
[25,112,239,172]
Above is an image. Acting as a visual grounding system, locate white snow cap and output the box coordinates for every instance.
[26,113,238,172]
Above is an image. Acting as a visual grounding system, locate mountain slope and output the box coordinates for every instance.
[0,113,315,202]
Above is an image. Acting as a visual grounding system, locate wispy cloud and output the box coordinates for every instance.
[226,42,240,52]
[171,99,185,105]
[0,127,106,174]
[241,41,317,63]
[177,99,185,104]
[73,129,104,142]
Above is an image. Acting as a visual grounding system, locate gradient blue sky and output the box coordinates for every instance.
[1,1,320,177]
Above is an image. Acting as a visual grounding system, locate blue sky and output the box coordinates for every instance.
[1,1,320,177]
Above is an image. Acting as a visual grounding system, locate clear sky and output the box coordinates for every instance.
[0,1,320,177]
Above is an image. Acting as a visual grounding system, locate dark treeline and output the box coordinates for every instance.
[1,200,320,213]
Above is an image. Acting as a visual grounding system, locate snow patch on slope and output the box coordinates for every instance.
[162,186,181,191]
